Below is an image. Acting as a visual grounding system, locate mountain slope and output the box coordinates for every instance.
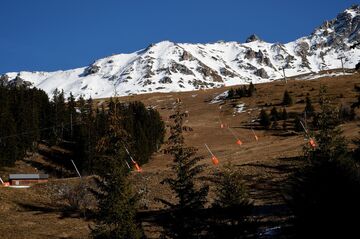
[2,5,360,99]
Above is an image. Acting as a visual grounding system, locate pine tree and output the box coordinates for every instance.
[66,92,77,140]
[282,90,293,106]
[247,82,256,97]
[309,86,346,161]
[235,87,245,98]
[158,103,209,239]
[287,86,360,238]
[293,116,303,132]
[91,99,143,239]
[227,88,235,99]
[304,96,315,117]
[259,109,271,129]
[270,107,279,121]
[51,88,67,143]
[0,110,18,166]
[281,108,288,121]
[209,163,256,238]
[213,164,252,208]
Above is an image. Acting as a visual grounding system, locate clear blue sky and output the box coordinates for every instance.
[0,0,357,74]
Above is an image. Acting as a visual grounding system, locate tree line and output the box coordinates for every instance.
[0,85,165,175]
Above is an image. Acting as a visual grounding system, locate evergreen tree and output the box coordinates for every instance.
[259,109,271,129]
[91,99,143,239]
[208,163,256,238]
[270,107,279,121]
[51,88,67,143]
[0,110,18,166]
[247,82,256,97]
[281,107,288,121]
[282,90,293,106]
[235,87,245,98]
[287,86,360,238]
[158,104,209,239]
[309,86,346,161]
[304,96,315,117]
[227,88,235,99]
[293,116,303,132]
[66,92,77,140]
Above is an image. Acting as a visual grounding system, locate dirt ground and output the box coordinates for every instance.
[1,71,360,238]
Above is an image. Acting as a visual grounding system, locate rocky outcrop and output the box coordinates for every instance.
[245,49,256,60]
[180,50,195,61]
[220,67,236,77]
[170,61,194,75]
[188,79,215,89]
[8,75,32,88]
[0,74,9,86]
[159,76,172,84]
[296,41,311,68]
[246,34,262,43]
[244,49,274,68]
[196,63,223,82]
[83,64,100,75]
[254,68,269,79]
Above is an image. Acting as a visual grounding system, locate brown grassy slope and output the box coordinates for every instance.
[0,72,359,238]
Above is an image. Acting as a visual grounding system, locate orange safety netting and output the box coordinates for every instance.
[134,162,142,172]
[212,156,219,165]
[309,138,316,148]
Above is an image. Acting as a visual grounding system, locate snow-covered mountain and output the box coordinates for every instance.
[1,5,360,99]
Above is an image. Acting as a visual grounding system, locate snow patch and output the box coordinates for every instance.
[210,91,228,104]
[234,103,246,113]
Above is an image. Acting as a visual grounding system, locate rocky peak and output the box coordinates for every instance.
[311,5,360,49]
[246,34,262,43]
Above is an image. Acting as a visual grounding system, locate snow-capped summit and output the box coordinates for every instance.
[2,5,360,99]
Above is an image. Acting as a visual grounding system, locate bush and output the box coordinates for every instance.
[52,180,96,217]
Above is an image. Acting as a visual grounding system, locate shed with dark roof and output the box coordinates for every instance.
[9,174,48,186]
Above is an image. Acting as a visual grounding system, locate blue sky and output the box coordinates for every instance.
[0,0,357,74]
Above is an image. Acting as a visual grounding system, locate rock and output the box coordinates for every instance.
[170,61,194,75]
[245,49,256,60]
[196,63,223,82]
[0,74,9,86]
[180,50,195,61]
[188,79,215,89]
[246,34,262,43]
[159,76,172,84]
[220,67,236,77]
[254,68,269,79]
[84,65,100,75]
[238,62,257,71]
[8,75,32,88]
[296,41,311,68]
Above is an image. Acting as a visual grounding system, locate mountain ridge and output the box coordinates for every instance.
[1,5,359,99]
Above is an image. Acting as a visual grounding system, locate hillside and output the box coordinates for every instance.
[1,71,360,238]
[1,5,360,99]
